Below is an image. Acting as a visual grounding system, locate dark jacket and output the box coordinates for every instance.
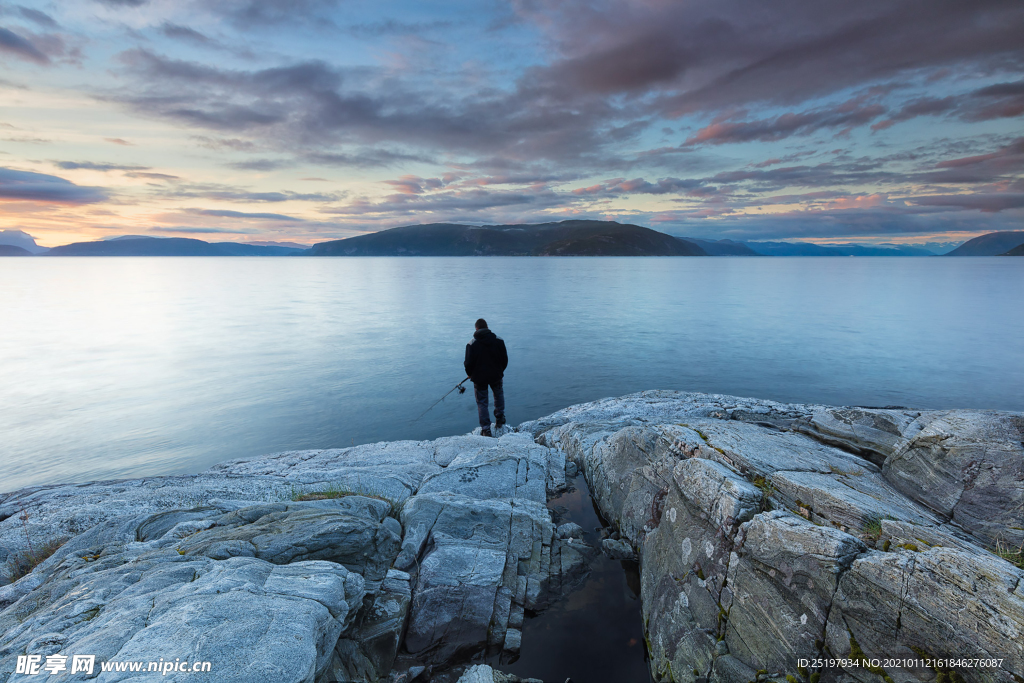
[464,328,508,385]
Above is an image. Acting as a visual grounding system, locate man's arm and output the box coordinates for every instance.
[498,339,508,371]
[464,342,475,377]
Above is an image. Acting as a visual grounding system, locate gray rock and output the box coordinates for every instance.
[725,511,866,674]
[768,469,941,535]
[793,406,921,467]
[556,522,584,540]
[883,411,1024,547]
[639,459,763,682]
[328,568,412,681]
[826,545,1024,683]
[417,434,552,503]
[1,426,587,676]
[709,654,758,683]
[877,518,983,555]
[0,523,366,683]
[0,440,444,562]
[601,538,634,560]
[399,493,554,663]
[678,419,877,479]
[534,391,1024,683]
[5,390,1023,683]
[457,665,496,683]
[175,503,401,585]
[389,432,583,668]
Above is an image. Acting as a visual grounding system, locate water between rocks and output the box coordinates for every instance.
[489,475,654,683]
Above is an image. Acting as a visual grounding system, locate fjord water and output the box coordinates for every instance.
[2,256,1023,492]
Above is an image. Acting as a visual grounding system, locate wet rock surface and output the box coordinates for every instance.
[2,391,1022,683]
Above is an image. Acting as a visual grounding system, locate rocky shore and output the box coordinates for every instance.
[1,392,1022,683]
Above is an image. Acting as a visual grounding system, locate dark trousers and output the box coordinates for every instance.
[474,380,504,429]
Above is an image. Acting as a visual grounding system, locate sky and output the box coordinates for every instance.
[0,0,1022,248]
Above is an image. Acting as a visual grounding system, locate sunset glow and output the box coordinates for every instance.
[1,0,1022,249]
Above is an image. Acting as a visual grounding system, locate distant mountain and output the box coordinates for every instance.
[0,244,33,256]
[684,238,760,256]
[249,240,311,249]
[945,232,1024,256]
[745,241,934,256]
[310,221,708,256]
[46,237,306,256]
[214,242,306,256]
[1002,243,1024,256]
[0,229,47,254]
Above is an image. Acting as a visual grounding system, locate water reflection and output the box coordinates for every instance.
[2,257,1023,491]
[495,476,653,683]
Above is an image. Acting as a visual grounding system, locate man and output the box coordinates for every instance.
[464,318,508,437]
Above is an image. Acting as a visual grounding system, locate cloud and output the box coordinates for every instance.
[652,204,1024,241]
[17,7,59,29]
[382,175,457,195]
[159,23,212,45]
[0,26,49,64]
[751,151,817,168]
[708,162,901,190]
[160,181,342,203]
[125,171,179,181]
[571,177,703,197]
[684,99,885,146]
[959,80,1024,122]
[871,81,1024,130]
[305,149,433,168]
[347,19,455,37]
[185,208,304,221]
[105,137,134,146]
[111,49,637,167]
[54,161,148,171]
[226,158,292,171]
[871,96,959,130]
[151,226,256,234]
[521,0,1024,114]
[326,185,565,217]
[223,0,343,27]
[909,193,1024,212]
[922,137,1024,183]
[0,167,108,203]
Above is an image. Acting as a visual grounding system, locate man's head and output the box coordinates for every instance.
[475,318,488,330]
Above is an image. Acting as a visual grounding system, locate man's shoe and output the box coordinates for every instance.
[495,416,506,429]
[481,427,493,437]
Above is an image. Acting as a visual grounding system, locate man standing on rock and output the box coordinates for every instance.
[464,318,508,437]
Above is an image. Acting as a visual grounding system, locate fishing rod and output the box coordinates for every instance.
[414,377,470,422]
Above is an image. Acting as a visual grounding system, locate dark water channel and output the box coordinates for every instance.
[491,476,654,683]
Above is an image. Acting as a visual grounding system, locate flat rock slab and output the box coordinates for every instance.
[826,546,1024,683]
[0,440,443,563]
[0,502,380,683]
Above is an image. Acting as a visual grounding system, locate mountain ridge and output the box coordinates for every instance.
[45,237,305,257]
[10,225,1024,257]
[309,220,708,256]
[945,231,1024,256]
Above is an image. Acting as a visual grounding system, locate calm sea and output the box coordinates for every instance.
[2,256,1022,492]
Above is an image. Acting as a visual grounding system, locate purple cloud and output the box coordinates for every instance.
[0,26,49,64]
[0,167,108,203]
